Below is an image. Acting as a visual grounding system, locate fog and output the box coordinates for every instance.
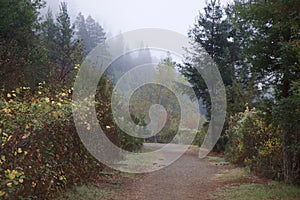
[44,0,232,36]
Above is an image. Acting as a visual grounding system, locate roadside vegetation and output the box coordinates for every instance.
[211,182,300,200]
[208,155,300,200]
[182,0,300,185]
[0,0,299,199]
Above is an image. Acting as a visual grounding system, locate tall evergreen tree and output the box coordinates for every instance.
[0,0,46,89]
[55,2,74,81]
[179,0,252,152]
[234,0,300,183]
[52,2,82,85]
[75,13,92,55]
[224,3,258,115]
[86,16,106,47]
[75,14,106,55]
[180,0,233,118]
[41,8,57,76]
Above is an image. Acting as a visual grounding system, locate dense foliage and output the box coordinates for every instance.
[225,108,283,180]
[231,0,300,184]
[181,0,300,184]
[0,0,299,198]
[0,85,102,199]
[0,0,46,90]
[0,1,142,198]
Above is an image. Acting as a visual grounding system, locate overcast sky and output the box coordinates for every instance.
[46,0,232,37]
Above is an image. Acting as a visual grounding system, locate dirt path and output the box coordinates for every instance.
[110,143,221,200]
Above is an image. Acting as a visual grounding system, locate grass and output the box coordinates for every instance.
[56,185,113,200]
[117,151,300,200]
[206,155,230,166]
[209,156,300,200]
[214,167,250,181]
[116,147,161,172]
[188,145,200,151]
[56,148,149,199]
[210,182,300,200]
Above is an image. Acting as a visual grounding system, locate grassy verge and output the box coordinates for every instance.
[210,182,300,200]
[208,156,300,200]
[206,155,230,166]
[56,185,113,200]
[116,147,161,172]
[55,148,149,199]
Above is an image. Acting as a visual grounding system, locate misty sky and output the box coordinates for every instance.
[47,0,232,37]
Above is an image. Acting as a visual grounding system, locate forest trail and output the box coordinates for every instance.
[110,143,222,200]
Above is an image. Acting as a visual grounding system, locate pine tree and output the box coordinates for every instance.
[75,14,106,55]
[179,0,246,152]
[75,13,92,55]
[234,0,300,184]
[54,2,82,85]
[40,2,83,86]
[0,0,46,89]
[41,8,57,75]
[224,3,258,115]
[86,15,106,51]
[180,0,233,118]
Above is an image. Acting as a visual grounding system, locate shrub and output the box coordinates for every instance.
[95,78,143,152]
[225,108,283,180]
[0,85,104,199]
[192,124,207,146]
[0,80,143,199]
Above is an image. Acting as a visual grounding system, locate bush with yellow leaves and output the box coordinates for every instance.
[0,84,103,199]
[225,108,283,180]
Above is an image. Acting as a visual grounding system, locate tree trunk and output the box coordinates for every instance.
[282,74,292,183]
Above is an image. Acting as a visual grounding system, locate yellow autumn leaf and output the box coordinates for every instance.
[7,93,11,98]
[17,148,22,154]
[8,173,15,180]
[0,190,5,197]
[7,135,12,141]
